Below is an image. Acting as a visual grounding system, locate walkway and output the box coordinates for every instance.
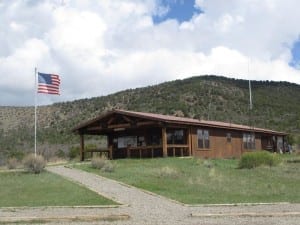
[1,166,299,225]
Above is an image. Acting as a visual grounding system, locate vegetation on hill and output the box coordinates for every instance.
[1,75,300,163]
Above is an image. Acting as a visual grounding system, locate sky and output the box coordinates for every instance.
[1,0,300,106]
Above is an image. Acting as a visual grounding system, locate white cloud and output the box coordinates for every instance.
[0,0,300,106]
[0,39,50,90]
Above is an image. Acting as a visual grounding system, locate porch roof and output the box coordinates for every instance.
[72,109,287,136]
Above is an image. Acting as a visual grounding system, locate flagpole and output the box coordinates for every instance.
[248,59,253,132]
[34,67,37,157]
[248,59,253,110]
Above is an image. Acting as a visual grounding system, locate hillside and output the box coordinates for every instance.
[1,75,300,163]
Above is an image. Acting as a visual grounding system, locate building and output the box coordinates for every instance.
[72,109,287,160]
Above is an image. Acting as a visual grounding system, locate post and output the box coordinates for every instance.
[248,58,252,110]
[248,59,253,129]
[249,80,252,110]
[80,134,85,161]
[34,67,37,157]
[162,127,167,157]
[187,128,192,156]
[109,145,113,160]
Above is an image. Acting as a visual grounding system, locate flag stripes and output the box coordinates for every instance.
[37,73,60,95]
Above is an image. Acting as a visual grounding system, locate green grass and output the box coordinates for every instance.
[74,156,300,204]
[0,171,115,207]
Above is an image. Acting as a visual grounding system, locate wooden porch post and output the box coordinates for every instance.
[162,127,168,157]
[109,145,113,160]
[187,128,192,156]
[80,134,85,161]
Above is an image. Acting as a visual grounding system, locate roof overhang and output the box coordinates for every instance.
[72,109,287,136]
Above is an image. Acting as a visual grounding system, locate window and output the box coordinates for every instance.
[226,133,231,143]
[277,137,283,153]
[243,133,255,149]
[197,129,210,149]
[117,136,137,148]
[167,129,186,144]
[137,136,145,146]
[148,129,162,145]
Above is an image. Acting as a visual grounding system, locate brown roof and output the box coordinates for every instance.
[73,109,287,136]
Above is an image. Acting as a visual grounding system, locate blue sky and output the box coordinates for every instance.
[0,0,300,106]
[154,0,300,69]
[153,0,202,23]
[290,39,300,68]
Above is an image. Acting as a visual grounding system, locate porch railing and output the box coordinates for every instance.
[84,146,112,159]
[127,144,190,158]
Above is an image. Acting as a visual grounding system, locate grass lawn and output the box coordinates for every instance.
[0,171,116,207]
[75,156,300,204]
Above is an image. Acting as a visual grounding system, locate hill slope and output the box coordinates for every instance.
[1,75,300,162]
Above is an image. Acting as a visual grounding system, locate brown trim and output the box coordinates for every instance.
[187,128,192,156]
[195,148,211,151]
[136,121,158,126]
[162,127,167,157]
[73,109,287,136]
[108,123,131,129]
[80,134,84,161]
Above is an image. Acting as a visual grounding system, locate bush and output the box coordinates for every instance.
[68,146,80,159]
[239,151,281,169]
[55,149,66,158]
[91,156,114,172]
[91,156,107,169]
[7,157,18,170]
[8,150,24,161]
[101,160,114,173]
[23,154,46,174]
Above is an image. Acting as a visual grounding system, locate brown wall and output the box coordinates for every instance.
[191,127,262,159]
[107,125,267,159]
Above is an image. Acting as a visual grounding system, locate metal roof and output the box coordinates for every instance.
[73,109,287,136]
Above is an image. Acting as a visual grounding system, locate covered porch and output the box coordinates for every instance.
[261,134,286,153]
[74,111,192,161]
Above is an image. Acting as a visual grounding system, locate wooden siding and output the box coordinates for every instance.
[75,110,287,160]
[191,128,264,159]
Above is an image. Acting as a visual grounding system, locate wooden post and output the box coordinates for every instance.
[127,148,130,158]
[109,145,113,160]
[162,127,168,157]
[80,134,85,161]
[187,128,192,156]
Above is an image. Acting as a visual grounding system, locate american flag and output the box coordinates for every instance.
[37,73,60,95]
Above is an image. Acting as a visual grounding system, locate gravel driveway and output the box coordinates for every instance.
[1,165,299,225]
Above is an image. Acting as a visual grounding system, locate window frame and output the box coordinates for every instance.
[197,129,210,150]
[226,133,231,143]
[243,133,256,150]
[167,129,186,145]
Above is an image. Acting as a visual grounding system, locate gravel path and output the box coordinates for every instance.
[1,165,299,225]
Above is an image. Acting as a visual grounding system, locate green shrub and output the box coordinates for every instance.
[91,156,114,172]
[68,146,80,159]
[8,150,24,161]
[23,154,46,174]
[101,160,114,173]
[7,157,18,170]
[55,149,66,158]
[239,151,281,169]
[91,156,107,169]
